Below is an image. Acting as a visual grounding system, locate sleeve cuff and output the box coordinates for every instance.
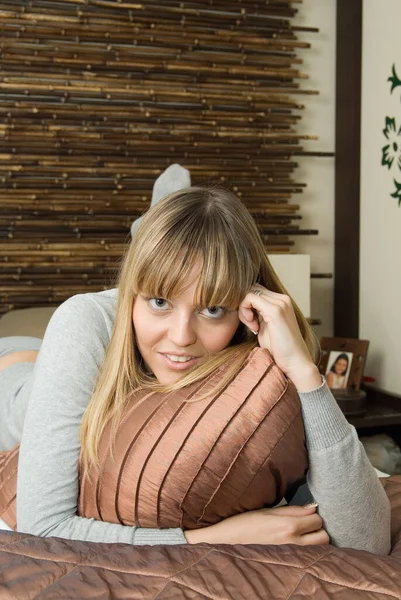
[297,379,354,451]
[133,527,187,545]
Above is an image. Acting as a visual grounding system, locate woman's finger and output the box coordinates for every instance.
[241,291,288,315]
[250,286,292,305]
[295,513,324,535]
[248,288,285,305]
[238,311,259,333]
[240,304,258,323]
[238,292,286,330]
[265,504,317,518]
[300,528,331,546]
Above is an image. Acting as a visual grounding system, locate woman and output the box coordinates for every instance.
[326,353,349,389]
[0,186,391,554]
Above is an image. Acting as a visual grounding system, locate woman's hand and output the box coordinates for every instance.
[238,286,322,391]
[185,504,330,546]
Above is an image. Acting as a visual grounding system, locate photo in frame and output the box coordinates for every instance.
[318,337,370,391]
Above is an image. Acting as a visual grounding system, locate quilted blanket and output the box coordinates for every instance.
[1,476,400,599]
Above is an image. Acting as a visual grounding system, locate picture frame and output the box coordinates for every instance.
[318,337,370,391]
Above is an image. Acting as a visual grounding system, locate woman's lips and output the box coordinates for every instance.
[160,353,200,371]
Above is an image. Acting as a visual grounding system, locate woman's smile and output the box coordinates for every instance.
[160,353,200,370]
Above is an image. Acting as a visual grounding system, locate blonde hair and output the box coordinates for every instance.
[80,186,319,468]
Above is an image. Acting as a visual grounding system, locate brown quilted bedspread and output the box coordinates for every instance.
[1,476,400,599]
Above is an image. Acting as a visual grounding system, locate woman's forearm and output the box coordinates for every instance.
[18,511,187,546]
[306,431,391,555]
[289,364,323,393]
[298,380,391,555]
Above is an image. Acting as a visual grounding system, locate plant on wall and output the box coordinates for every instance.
[381,64,401,206]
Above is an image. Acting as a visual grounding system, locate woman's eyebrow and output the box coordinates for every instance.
[140,291,166,298]
[194,301,229,309]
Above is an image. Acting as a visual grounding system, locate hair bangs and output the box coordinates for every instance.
[192,258,238,311]
[195,232,258,311]
[134,252,197,302]
[132,222,257,310]
[131,219,206,301]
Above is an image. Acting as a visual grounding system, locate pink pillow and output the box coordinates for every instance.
[79,348,308,530]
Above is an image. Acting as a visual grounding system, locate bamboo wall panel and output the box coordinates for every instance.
[0,0,321,314]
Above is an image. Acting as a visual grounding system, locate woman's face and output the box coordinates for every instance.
[334,358,348,375]
[132,271,241,385]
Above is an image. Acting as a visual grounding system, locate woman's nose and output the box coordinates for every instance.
[167,313,197,347]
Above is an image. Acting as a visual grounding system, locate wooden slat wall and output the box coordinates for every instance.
[0,0,320,314]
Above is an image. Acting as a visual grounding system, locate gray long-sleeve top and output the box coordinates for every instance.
[15,288,391,554]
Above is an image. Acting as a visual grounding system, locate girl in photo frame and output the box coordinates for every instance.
[326,353,350,390]
[0,168,391,554]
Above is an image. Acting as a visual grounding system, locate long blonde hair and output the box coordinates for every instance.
[80,186,319,468]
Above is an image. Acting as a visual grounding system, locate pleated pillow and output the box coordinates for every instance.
[0,445,18,530]
[78,347,308,530]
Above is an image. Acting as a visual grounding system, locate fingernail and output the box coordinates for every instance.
[251,330,258,335]
[303,502,319,509]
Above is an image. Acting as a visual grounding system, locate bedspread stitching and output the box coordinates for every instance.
[215,546,337,570]
[152,549,213,599]
[287,572,401,600]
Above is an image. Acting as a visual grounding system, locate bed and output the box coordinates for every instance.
[0,475,400,599]
[1,309,401,598]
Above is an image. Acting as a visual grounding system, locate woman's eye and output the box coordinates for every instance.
[149,298,169,310]
[201,306,227,319]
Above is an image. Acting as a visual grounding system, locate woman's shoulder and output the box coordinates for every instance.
[75,287,118,332]
[42,288,119,350]
[55,288,118,332]
[66,287,118,310]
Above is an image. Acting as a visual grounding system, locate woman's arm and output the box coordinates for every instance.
[186,372,391,552]
[296,369,391,556]
[17,293,185,545]
[185,503,328,546]
[238,289,391,556]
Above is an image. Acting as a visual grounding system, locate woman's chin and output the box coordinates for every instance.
[156,370,186,385]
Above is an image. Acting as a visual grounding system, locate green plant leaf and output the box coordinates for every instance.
[388,64,401,93]
[382,144,394,168]
[383,117,397,139]
[381,118,401,170]
[390,179,401,206]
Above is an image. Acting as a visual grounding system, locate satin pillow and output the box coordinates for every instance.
[0,445,18,530]
[79,347,308,530]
